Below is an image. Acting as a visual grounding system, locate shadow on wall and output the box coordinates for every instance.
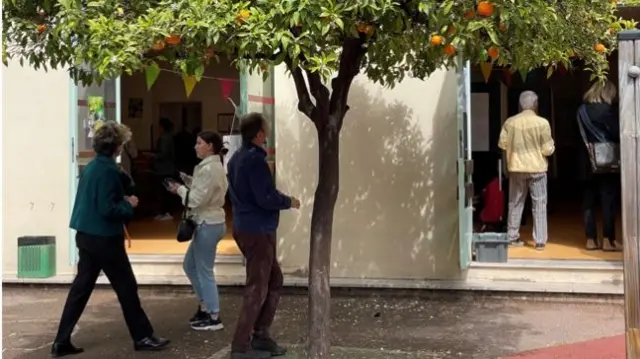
[275,72,461,281]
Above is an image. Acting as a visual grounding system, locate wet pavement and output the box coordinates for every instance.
[2,286,626,359]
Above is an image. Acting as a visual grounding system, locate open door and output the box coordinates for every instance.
[457,59,474,269]
[69,78,121,264]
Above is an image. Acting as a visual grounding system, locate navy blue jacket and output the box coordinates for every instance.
[227,143,291,234]
[70,155,133,237]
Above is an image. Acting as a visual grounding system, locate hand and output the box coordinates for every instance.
[290,196,301,209]
[168,182,181,194]
[126,195,139,208]
[179,172,193,185]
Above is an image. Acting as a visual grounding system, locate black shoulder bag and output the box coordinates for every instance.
[177,190,196,242]
[576,105,620,173]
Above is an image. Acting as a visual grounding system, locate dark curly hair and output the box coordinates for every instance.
[93,121,131,157]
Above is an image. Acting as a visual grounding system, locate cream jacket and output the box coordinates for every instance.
[498,110,555,173]
[177,155,228,225]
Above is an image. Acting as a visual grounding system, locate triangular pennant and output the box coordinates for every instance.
[145,63,160,90]
[480,62,493,83]
[183,75,197,98]
[219,78,235,99]
[519,69,528,82]
[501,69,511,87]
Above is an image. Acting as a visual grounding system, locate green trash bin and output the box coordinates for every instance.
[17,236,56,278]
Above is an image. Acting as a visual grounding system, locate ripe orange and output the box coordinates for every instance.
[488,46,499,59]
[356,22,368,33]
[36,24,47,34]
[166,35,181,45]
[477,1,494,17]
[152,40,166,51]
[365,25,375,36]
[236,9,250,24]
[594,43,606,53]
[464,10,475,19]
[444,44,456,56]
[431,35,443,46]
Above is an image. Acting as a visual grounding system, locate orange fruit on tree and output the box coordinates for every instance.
[609,27,616,35]
[36,24,47,34]
[447,25,456,35]
[431,35,443,46]
[594,43,606,53]
[477,1,494,17]
[499,23,507,32]
[444,44,456,56]
[166,35,181,45]
[488,46,500,59]
[365,25,375,36]
[356,22,368,33]
[236,9,250,24]
[464,10,475,19]
[152,40,166,51]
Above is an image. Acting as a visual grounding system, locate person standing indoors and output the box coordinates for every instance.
[51,121,169,358]
[227,113,300,359]
[167,131,229,331]
[577,81,622,252]
[499,91,555,250]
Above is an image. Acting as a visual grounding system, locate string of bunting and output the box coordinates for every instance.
[478,61,570,87]
[144,63,239,98]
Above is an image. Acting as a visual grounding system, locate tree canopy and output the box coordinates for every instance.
[3,0,637,88]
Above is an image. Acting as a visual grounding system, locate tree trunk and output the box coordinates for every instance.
[307,122,341,359]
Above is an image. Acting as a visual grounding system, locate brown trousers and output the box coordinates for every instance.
[231,230,283,352]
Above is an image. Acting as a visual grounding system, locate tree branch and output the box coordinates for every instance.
[304,68,330,115]
[285,57,316,121]
[328,36,367,128]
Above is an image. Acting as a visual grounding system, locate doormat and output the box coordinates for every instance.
[502,334,625,359]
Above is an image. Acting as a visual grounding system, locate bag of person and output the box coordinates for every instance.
[577,105,620,173]
[177,190,196,242]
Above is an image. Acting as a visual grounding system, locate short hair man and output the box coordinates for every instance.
[226,113,300,359]
[498,91,555,250]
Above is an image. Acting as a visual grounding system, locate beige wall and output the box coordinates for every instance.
[2,62,75,278]
[274,67,462,280]
[121,60,240,150]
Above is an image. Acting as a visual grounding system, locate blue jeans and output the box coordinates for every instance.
[183,222,226,314]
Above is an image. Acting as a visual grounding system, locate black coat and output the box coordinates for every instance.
[577,102,620,181]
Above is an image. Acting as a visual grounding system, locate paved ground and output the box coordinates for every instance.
[2,286,626,359]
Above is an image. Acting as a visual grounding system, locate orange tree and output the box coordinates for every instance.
[2,0,635,357]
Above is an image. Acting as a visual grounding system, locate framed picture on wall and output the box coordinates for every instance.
[217,113,239,134]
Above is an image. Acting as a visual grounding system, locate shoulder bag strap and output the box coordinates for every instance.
[578,105,608,143]
[182,189,191,219]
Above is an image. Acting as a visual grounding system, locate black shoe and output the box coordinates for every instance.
[190,315,224,331]
[133,336,170,351]
[189,306,208,324]
[535,243,546,251]
[251,335,287,356]
[229,350,271,359]
[51,342,84,358]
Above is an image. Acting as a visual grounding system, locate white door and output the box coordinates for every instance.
[68,78,121,264]
[457,60,473,270]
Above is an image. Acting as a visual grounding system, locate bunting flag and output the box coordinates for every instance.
[183,75,197,98]
[219,78,235,99]
[145,63,160,90]
[501,69,512,87]
[519,69,528,82]
[480,62,493,83]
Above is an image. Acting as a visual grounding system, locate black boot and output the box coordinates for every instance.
[51,342,84,358]
[251,334,287,356]
[134,336,170,351]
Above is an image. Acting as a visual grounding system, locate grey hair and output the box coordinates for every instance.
[519,91,538,111]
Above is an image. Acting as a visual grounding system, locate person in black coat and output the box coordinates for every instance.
[51,121,169,357]
[577,80,622,252]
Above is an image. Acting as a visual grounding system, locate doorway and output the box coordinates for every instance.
[468,63,623,261]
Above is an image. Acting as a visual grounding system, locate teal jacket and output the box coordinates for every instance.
[70,155,133,237]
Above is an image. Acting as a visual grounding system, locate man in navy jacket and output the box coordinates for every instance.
[227,113,300,359]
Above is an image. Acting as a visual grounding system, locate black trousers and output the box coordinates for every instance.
[582,174,620,241]
[54,232,153,343]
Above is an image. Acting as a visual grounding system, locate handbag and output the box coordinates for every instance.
[177,189,196,242]
[577,105,620,173]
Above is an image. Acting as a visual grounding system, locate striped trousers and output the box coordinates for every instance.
[507,172,548,244]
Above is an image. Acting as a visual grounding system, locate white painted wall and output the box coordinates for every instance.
[274,66,462,280]
[2,62,75,278]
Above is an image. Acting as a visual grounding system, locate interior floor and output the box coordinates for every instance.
[125,217,242,255]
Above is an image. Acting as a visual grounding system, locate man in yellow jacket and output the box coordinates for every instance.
[498,91,555,250]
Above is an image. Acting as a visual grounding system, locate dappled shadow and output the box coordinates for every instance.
[275,71,460,280]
